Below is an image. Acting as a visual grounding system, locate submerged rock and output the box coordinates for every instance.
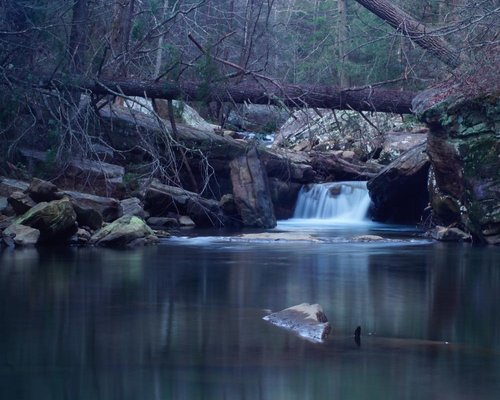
[263,303,332,342]
[90,215,158,248]
[353,235,384,242]
[238,232,321,242]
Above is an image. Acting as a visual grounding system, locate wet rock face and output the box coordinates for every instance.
[414,93,500,244]
[230,147,277,228]
[367,143,430,223]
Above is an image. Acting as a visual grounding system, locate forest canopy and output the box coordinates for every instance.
[0,0,498,172]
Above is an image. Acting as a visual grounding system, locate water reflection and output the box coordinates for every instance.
[1,241,500,399]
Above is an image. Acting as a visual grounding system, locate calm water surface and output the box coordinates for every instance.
[1,224,500,399]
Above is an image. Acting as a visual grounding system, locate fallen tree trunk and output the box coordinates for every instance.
[354,0,463,69]
[44,76,416,114]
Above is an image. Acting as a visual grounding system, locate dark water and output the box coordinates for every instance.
[1,227,500,399]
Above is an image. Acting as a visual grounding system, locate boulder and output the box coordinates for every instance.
[73,204,103,231]
[0,178,29,197]
[413,91,500,244]
[27,178,61,202]
[143,180,226,227]
[120,197,146,218]
[63,191,122,223]
[430,226,472,242]
[367,143,430,223]
[16,198,77,242]
[230,147,276,228]
[3,224,40,246]
[7,191,36,215]
[146,217,179,229]
[179,215,196,227]
[263,303,332,342]
[90,215,158,248]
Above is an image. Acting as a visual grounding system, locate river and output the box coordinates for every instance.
[1,182,500,399]
[1,226,500,399]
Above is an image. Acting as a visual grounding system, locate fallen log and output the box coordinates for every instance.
[41,76,416,114]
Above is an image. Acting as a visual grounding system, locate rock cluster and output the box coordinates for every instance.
[0,178,161,248]
[413,91,500,244]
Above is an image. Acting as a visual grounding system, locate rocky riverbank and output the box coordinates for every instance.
[1,90,498,248]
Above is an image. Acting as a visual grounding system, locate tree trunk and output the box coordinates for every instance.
[68,0,89,75]
[57,77,416,114]
[337,0,349,87]
[354,0,463,69]
[109,0,135,78]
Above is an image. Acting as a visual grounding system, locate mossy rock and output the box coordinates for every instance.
[414,91,500,243]
[90,215,158,248]
[16,197,77,242]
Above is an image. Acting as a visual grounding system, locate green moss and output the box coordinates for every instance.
[463,135,498,178]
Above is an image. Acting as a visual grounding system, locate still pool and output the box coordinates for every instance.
[1,226,500,399]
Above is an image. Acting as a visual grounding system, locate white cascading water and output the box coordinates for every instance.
[292,181,371,223]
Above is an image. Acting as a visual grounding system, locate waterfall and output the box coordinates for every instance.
[292,181,371,223]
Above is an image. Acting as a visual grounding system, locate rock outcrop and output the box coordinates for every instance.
[19,148,125,197]
[230,147,276,228]
[368,142,430,223]
[414,91,500,244]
